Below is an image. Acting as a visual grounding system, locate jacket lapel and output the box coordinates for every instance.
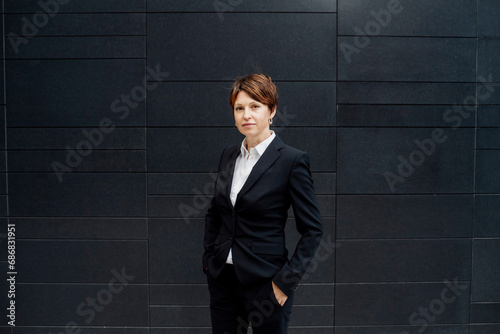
[223,146,240,209]
[224,134,285,209]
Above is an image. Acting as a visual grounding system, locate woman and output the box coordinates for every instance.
[203,73,323,334]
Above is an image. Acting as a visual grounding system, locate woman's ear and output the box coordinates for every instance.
[270,106,277,119]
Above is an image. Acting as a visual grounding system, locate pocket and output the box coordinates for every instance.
[251,242,283,255]
[268,280,283,308]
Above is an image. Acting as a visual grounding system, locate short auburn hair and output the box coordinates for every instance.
[229,74,278,112]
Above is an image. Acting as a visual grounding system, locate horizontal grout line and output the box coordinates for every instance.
[3,34,146,37]
[334,324,473,328]
[3,58,146,61]
[3,11,339,15]
[5,126,493,130]
[148,304,334,308]
[338,35,479,39]
[6,125,492,129]
[337,103,491,106]
[15,237,499,242]
[334,193,479,195]
[143,79,338,83]
[146,216,337,219]
[147,172,337,174]
[335,237,497,241]
[146,327,335,329]
[149,305,208,308]
[6,148,147,150]
[148,328,212,330]
[8,217,148,219]
[149,11,338,14]
[147,80,497,84]
[145,80,486,84]
[15,238,148,241]
[149,282,334,286]
[5,126,336,128]
[335,125,478,128]
[17,282,149,285]
[336,103,500,106]
[6,171,149,173]
[0,174,335,178]
[266,325,334,329]
[5,57,146,60]
[3,12,148,15]
[7,216,148,219]
[337,80,480,84]
[3,12,151,15]
[322,193,476,196]
[335,281,470,285]
[149,304,334,307]
[147,194,335,196]
[3,326,154,329]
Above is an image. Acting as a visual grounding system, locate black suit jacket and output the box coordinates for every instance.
[203,134,323,296]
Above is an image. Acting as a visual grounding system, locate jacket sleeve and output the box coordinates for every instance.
[202,146,228,273]
[272,151,323,296]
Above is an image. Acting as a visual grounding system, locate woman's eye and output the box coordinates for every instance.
[252,105,260,108]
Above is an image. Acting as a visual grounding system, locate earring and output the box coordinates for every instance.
[268,118,273,124]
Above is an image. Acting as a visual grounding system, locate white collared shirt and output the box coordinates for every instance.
[226,130,276,264]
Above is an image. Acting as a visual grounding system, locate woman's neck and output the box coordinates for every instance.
[245,130,273,151]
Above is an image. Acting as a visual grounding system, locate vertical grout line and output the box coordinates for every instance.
[334,0,339,331]
[144,0,150,332]
[469,0,479,329]
[2,1,11,331]
[2,0,8,217]
[1,0,10,331]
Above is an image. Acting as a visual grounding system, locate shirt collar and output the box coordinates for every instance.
[240,130,276,157]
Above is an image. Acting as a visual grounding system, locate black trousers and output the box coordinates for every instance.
[206,264,294,334]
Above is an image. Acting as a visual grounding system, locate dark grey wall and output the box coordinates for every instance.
[1,0,499,333]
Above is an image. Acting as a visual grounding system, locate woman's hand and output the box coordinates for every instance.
[271,281,288,306]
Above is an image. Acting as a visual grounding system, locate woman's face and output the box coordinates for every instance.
[233,91,276,143]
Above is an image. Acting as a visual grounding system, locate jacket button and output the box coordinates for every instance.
[229,236,233,240]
